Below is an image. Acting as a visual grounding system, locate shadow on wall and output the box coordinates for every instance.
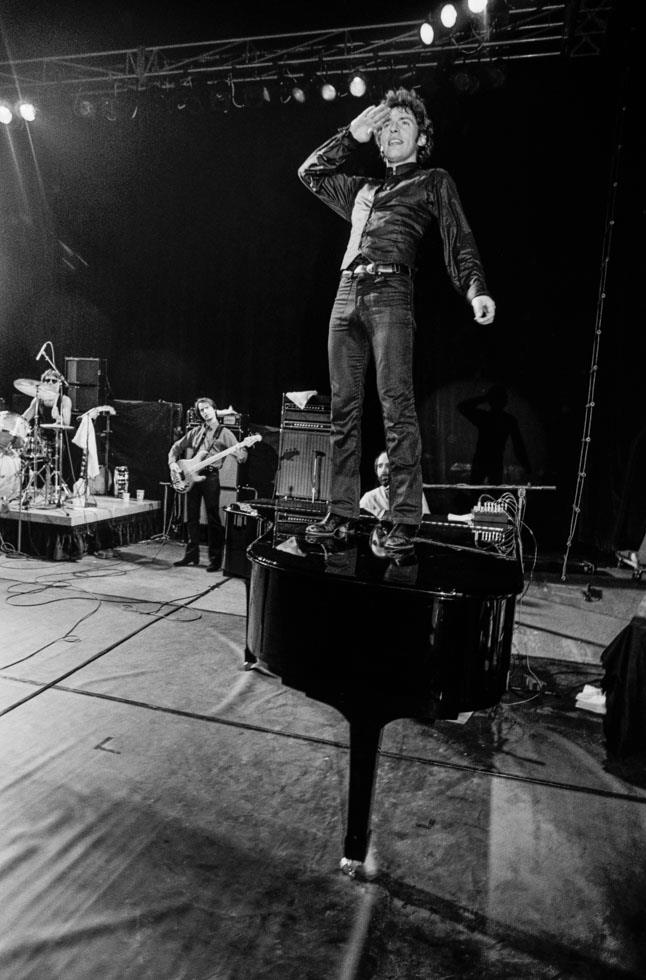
[419,380,546,486]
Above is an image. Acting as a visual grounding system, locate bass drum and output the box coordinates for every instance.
[0,450,21,502]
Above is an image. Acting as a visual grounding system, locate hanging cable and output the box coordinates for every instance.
[561,66,628,583]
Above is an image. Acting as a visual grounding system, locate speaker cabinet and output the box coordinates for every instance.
[65,357,107,414]
[111,399,183,503]
[223,505,271,578]
[275,428,331,501]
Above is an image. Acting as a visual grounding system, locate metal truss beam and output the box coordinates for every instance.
[564,0,615,58]
[0,2,613,99]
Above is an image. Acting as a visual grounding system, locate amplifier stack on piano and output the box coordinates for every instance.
[223,393,331,576]
[274,393,331,532]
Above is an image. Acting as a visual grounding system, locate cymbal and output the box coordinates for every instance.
[14,377,60,404]
[40,422,74,430]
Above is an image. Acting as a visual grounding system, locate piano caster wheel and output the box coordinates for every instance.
[339,850,378,881]
[340,857,363,879]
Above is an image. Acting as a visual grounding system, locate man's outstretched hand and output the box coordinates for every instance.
[472,295,496,325]
[349,104,391,143]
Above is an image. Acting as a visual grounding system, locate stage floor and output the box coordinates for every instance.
[0,538,645,979]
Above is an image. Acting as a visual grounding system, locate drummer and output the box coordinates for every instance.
[22,370,72,428]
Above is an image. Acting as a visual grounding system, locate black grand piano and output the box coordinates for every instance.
[245,513,524,876]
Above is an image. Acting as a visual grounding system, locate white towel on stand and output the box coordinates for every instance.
[72,413,100,478]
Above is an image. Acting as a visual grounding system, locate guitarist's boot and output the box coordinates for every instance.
[174,547,200,567]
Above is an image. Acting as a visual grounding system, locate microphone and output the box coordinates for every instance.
[36,342,49,361]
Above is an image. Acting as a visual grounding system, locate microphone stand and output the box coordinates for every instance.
[82,412,97,508]
[36,342,71,506]
[103,411,112,491]
[311,450,325,503]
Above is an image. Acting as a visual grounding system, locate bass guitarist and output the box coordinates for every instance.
[168,397,248,572]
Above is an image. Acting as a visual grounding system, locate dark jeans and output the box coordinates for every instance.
[184,472,224,562]
[328,273,423,524]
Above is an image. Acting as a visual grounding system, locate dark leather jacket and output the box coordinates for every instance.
[298,127,489,302]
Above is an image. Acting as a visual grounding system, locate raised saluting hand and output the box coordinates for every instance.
[349,104,392,143]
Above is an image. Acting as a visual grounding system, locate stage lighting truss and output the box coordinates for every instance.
[0,2,613,112]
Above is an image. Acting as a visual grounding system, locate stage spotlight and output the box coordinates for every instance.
[291,82,307,104]
[451,69,480,94]
[0,100,13,125]
[73,95,97,119]
[468,0,488,12]
[174,77,205,113]
[348,69,368,98]
[320,80,337,101]
[16,100,37,122]
[119,90,139,120]
[440,4,458,28]
[208,79,232,113]
[99,97,118,122]
[484,62,507,89]
[239,81,271,108]
[419,21,435,45]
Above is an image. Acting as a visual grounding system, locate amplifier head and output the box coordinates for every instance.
[281,393,331,426]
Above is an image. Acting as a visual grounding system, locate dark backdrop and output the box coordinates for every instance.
[0,24,641,555]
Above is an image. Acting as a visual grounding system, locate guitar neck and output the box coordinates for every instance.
[194,442,241,474]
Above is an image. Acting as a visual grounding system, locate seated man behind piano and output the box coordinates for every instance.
[360,451,430,521]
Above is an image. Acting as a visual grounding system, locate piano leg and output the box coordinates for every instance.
[342,716,384,872]
[243,579,256,668]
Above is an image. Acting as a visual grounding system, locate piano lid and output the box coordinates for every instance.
[249,514,524,599]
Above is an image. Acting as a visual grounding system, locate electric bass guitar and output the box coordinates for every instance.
[170,433,262,494]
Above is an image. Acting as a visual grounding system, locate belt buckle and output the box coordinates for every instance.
[365,262,378,275]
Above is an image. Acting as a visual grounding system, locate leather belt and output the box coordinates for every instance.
[342,263,412,277]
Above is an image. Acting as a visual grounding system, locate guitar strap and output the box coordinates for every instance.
[192,426,206,453]
[194,423,224,455]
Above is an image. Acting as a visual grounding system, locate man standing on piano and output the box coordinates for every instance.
[168,398,247,572]
[299,87,495,553]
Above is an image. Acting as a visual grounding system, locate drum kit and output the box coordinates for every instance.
[0,377,74,508]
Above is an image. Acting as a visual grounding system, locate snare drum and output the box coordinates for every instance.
[0,411,29,452]
[0,450,21,501]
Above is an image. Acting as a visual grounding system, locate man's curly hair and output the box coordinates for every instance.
[375,87,434,164]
